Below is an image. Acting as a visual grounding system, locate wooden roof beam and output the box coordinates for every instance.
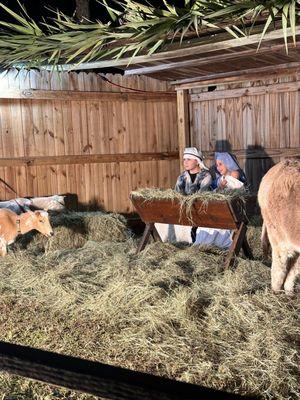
[173,61,300,89]
[46,27,300,72]
[124,42,300,76]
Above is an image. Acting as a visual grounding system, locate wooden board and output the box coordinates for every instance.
[130,194,253,267]
[130,196,246,230]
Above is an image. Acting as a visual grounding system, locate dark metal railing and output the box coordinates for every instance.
[0,341,257,400]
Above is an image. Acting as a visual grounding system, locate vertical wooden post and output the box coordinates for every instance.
[176,89,190,169]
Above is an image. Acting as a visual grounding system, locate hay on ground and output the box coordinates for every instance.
[16,211,131,252]
[0,212,299,400]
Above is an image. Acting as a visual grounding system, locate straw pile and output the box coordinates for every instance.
[16,211,130,253]
[0,211,299,400]
[131,187,250,207]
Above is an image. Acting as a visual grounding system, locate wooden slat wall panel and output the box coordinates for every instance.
[0,70,178,211]
[190,73,300,192]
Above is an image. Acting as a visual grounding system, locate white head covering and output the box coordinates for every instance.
[183,147,208,170]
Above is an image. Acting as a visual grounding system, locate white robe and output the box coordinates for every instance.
[155,176,244,248]
[194,176,244,249]
[154,223,192,244]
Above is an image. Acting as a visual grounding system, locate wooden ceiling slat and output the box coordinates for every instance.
[56,27,300,71]
[125,42,300,76]
[173,61,300,89]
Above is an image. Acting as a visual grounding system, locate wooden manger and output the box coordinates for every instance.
[130,194,253,268]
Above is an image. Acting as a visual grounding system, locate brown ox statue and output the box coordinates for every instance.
[0,209,54,256]
[258,159,300,295]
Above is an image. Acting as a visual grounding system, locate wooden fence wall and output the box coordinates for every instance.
[1,69,299,211]
[0,70,178,212]
[188,73,300,191]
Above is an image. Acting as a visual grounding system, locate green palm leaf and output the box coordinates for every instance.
[0,0,298,69]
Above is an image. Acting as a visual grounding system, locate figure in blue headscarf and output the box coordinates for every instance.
[194,152,247,249]
[211,152,246,190]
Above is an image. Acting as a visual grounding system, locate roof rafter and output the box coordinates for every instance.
[173,61,300,89]
[124,41,300,76]
[46,27,300,72]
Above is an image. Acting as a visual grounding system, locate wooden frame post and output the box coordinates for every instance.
[176,89,190,168]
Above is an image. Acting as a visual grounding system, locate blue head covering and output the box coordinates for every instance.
[211,152,247,189]
[215,152,239,172]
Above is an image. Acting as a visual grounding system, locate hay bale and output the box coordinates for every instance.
[16,211,131,253]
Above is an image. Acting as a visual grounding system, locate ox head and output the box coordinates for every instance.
[30,210,54,237]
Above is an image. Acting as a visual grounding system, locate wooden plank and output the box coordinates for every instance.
[0,152,180,167]
[49,70,66,195]
[0,74,18,198]
[279,92,290,148]
[74,164,85,208]
[18,70,32,196]
[131,196,239,229]
[40,71,58,194]
[111,162,121,212]
[7,75,25,159]
[242,97,253,149]
[224,222,247,269]
[269,93,280,149]
[190,103,202,150]
[0,100,15,158]
[233,97,243,150]
[289,90,300,147]
[31,72,48,196]
[199,100,210,151]
[189,80,300,102]
[125,42,300,76]
[26,165,38,197]
[56,164,68,199]
[252,95,264,147]
[215,99,226,151]
[224,98,235,150]
[177,89,190,162]
[0,167,9,199]
[263,92,270,149]
[174,62,300,89]
[61,100,75,156]
[0,89,176,102]
[52,152,177,166]
[202,147,300,160]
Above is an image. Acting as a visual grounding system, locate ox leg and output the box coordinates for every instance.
[271,249,289,293]
[283,254,300,296]
[0,237,7,257]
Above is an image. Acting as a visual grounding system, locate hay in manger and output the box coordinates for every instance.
[130,188,253,268]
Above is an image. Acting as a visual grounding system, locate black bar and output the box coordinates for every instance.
[0,341,257,400]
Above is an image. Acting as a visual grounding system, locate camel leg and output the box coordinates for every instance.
[0,237,7,257]
[271,249,290,293]
[283,254,300,295]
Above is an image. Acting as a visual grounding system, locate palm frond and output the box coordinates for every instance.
[0,0,298,69]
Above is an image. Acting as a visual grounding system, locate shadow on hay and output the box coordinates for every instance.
[14,210,131,253]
